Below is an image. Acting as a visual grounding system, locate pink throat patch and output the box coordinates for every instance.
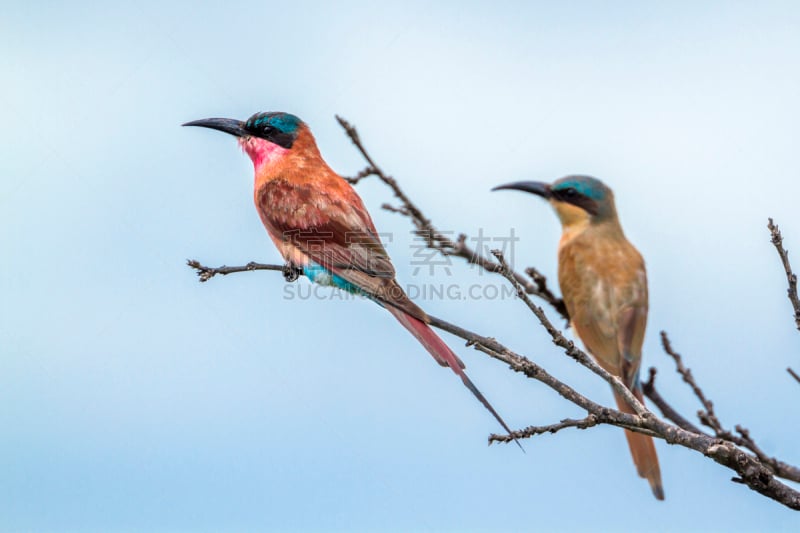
[239,136,288,169]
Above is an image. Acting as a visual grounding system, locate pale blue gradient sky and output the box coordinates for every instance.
[2,1,799,531]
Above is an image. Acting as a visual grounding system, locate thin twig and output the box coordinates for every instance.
[768,218,800,331]
[344,166,379,185]
[524,266,567,317]
[642,367,706,435]
[489,415,601,443]
[659,331,723,432]
[380,203,411,217]
[767,218,800,381]
[660,331,800,483]
[186,259,293,282]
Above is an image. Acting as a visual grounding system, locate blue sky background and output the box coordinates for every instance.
[2,1,800,531]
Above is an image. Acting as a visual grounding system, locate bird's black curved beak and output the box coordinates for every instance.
[182,117,248,138]
[491,181,552,199]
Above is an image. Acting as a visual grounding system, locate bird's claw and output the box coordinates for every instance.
[283,264,302,282]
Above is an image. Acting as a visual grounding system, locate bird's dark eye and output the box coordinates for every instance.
[562,187,577,197]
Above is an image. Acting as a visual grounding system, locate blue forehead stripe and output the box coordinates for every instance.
[554,177,607,200]
[246,112,302,134]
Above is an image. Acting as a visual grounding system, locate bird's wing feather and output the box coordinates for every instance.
[616,302,648,388]
[257,178,392,271]
[256,177,427,318]
[560,241,648,379]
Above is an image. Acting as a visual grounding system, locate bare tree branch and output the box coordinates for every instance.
[187,259,302,283]
[657,331,800,484]
[642,367,706,435]
[768,218,800,332]
[490,415,601,442]
[659,331,724,432]
[767,218,800,382]
[344,166,379,185]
